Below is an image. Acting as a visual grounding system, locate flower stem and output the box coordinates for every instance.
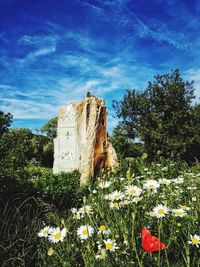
[158,218,162,267]
[131,212,143,267]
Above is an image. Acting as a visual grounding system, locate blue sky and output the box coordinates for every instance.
[1,0,200,133]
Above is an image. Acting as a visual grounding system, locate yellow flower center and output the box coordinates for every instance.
[114,194,120,199]
[99,225,106,232]
[113,202,119,207]
[175,211,183,216]
[106,243,113,250]
[54,232,61,240]
[192,238,198,244]
[181,205,187,209]
[158,209,164,215]
[130,189,137,194]
[149,184,155,189]
[43,230,49,235]
[82,229,88,236]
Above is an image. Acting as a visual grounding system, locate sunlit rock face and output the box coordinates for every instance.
[53,95,118,184]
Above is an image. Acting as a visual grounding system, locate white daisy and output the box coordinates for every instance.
[104,239,119,251]
[148,211,155,217]
[173,177,184,184]
[188,234,200,247]
[48,227,66,243]
[98,225,111,235]
[38,226,53,238]
[109,202,120,209]
[95,254,106,260]
[132,196,143,203]
[110,190,124,201]
[187,186,197,190]
[172,208,186,217]
[79,205,92,216]
[73,211,81,220]
[98,181,111,189]
[125,185,142,197]
[143,180,160,190]
[119,200,129,207]
[180,205,190,211]
[77,225,94,240]
[71,208,81,219]
[71,208,78,214]
[159,178,171,185]
[95,248,106,260]
[153,204,169,218]
[104,194,111,200]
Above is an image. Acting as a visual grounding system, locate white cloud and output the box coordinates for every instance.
[1,5,189,133]
[28,46,56,57]
[19,34,59,46]
[1,97,57,119]
[18,46,56,63]
[0,47,154,125]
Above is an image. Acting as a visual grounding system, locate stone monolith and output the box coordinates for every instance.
[53,94,118,184]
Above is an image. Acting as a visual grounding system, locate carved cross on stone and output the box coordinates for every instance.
[66,131,72,140]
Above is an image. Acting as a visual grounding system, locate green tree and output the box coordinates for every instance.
[0,111,13,137]
[31,134,53,166]
[0,128,34,175]
[110,126,145,158]
[113,69,199,161]
[184,103,200,162]
[41,117,57,139]
[39,117,57,166]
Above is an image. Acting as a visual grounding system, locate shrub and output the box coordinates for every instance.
[25,166,87,211]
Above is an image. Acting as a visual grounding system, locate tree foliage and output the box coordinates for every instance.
[109,126,145,158]
[0,110,55,180]
[0,128,35,179]
[0,111,13,137]
[41,117,57,139]
[40,117,57,166]
[113,69,200,162]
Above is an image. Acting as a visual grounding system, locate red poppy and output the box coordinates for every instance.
[142,228,166,253]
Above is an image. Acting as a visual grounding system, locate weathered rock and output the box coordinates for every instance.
[53,94,119,184]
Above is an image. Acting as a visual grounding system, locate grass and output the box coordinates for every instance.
[1,159,200,266]
[0,195,56,267]
[36,160,200,266]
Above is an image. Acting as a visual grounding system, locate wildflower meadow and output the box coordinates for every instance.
[37,160,200,267]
